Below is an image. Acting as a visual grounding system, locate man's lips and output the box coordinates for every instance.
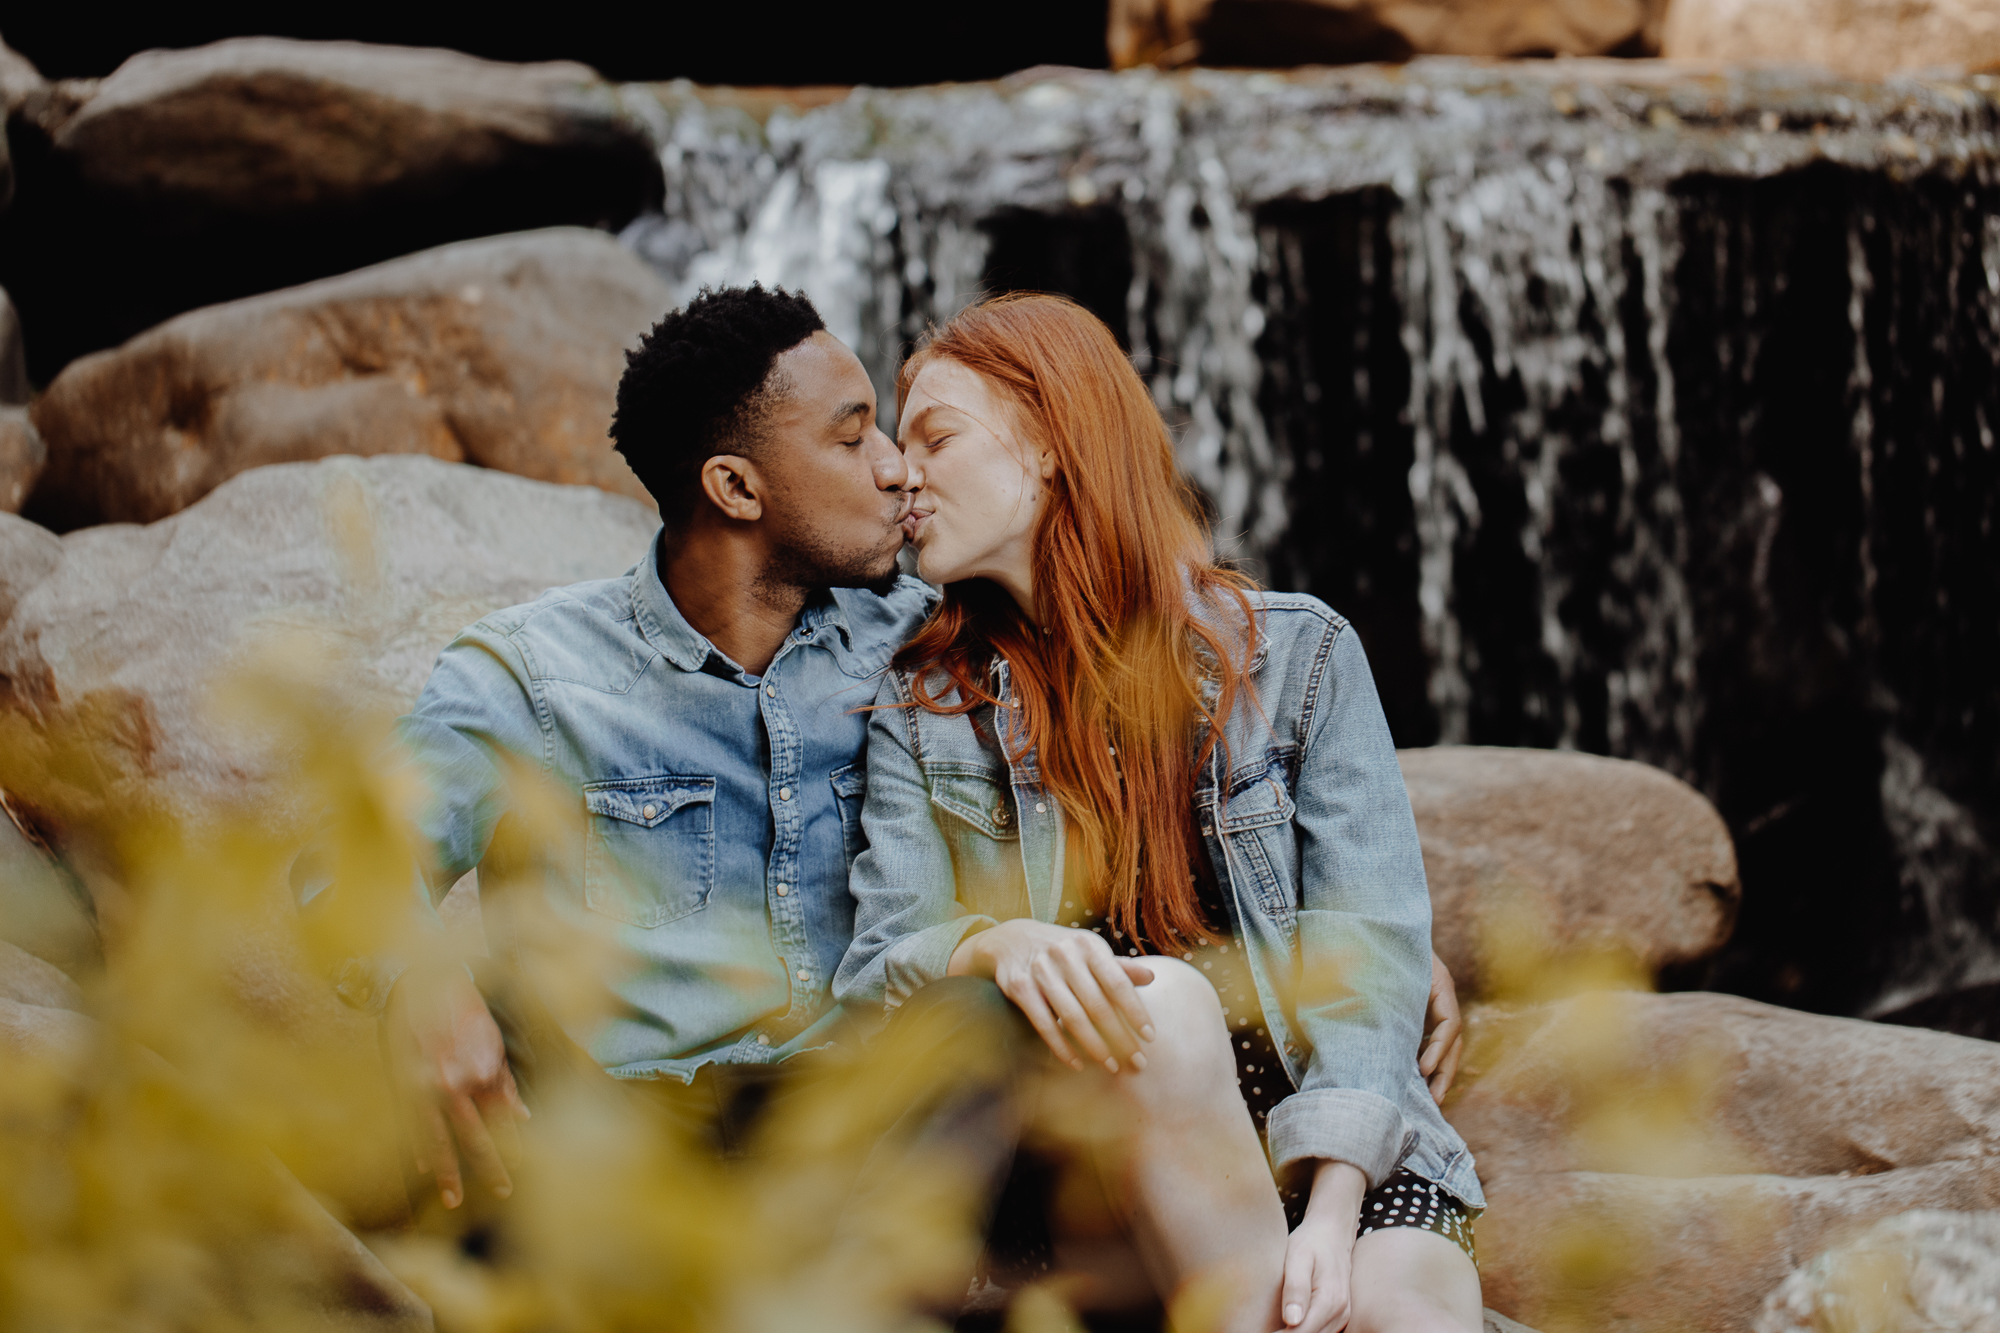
[900,509,931,541]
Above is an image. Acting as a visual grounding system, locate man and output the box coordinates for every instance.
[361,283,1464,1224]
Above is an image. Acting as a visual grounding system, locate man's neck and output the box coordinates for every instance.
[658,524,810,678]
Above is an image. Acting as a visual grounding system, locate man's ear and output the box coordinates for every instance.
[699,454,764,522]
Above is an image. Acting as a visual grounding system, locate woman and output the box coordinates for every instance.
[832,293,1482,1333]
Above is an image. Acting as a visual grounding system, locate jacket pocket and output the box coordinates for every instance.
[582,775,716,928]
[831,762,868,862]
[930,770,1020,841]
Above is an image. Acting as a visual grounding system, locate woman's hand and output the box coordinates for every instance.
[1420,953,1464,1104]
[1281,1160,1366,1331]
[948,918,1156,1072]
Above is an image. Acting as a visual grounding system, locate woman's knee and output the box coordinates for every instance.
[1129,956,1234,1081]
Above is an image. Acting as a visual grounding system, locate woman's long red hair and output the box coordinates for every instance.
[894,293,1256,950]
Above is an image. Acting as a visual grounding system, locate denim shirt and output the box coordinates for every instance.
[393,530,934,1081]
[832,592,1482,1208]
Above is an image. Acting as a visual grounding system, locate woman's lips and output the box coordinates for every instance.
[901,510,930,541]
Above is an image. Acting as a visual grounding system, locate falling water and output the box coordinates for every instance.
[616,61,2000,1017]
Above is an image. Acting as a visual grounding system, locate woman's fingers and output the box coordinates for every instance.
[1032,954,1118,1069]
[1057,947,1147,1067]
[1280,1231,1316,1327]
[1084,947,1158,1048]
[1003,974,1085,1069]
[421,1100,463,1208]
[1427,1030,1464,1104]
[446,1091,513,1201]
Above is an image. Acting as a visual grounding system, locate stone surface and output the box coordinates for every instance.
[1107,0,1668,67]
[1400,746,1740,998]
[0,510,61,630]
[0,407,41,514]
[0,799,97,977]
[27,227,665,528]
[1661,0,2000,78]
[0,937,81,1009]
[1756,1210,2000,1333]
[0,35,45,214]
[0,37,663,381]
[1450,991,2000,1332]
[0,453,658,828]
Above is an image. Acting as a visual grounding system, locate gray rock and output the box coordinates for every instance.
[0,936,81,1009]
[0,803,98,977]
[1400,746,1740,999]
[28,227,666,528]
[0,452,658,829]
[0,509,61,629]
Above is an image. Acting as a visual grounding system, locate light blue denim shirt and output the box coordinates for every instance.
[833,591,1482,1208]
[393,531,934,1081]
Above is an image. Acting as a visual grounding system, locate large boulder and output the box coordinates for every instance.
[1661,0,2000,77]
[27,228,665,528]
[1450,991,2000,1333]
[0,37,664,382]
[1399,747,1740,998]
[1107,0,1667,67]
[1756,1210,2000,1333]
[0,453,659,828]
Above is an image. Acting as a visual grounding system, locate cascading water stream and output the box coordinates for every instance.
[616,61,2000,1018]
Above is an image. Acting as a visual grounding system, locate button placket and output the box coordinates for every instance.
[762,654,815,1020]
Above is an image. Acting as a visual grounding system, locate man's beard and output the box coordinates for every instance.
[765,526,905,598]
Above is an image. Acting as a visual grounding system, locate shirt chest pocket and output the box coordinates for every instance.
[582,775,716,928]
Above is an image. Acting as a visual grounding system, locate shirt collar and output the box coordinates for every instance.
[630,529,855,671]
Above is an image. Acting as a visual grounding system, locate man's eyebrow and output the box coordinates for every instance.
[826,400,871,430]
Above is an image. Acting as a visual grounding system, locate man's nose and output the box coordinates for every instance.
[870,425,915,491]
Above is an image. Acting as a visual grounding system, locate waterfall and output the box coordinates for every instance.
[617,61,2000,1017]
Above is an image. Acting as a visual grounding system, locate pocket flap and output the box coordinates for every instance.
[584,775,716,827]
[1223,770,1295,832]
[830,763,867,800]
[931,771,1019,841]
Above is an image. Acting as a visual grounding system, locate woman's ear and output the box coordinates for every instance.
[699,454,764,522]
[1038,447,1058,481]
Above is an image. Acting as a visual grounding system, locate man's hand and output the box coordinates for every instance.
[1280,1160,1365,1331]
[383,962,529,1209]
[947,919,1155,1073]
[1420,952,1464,1104]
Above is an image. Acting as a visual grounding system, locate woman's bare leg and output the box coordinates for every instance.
[1347,1228,1484,1333]
[1100,956,1289,1333]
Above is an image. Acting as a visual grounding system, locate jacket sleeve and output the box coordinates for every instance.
[309,617,546,1015]
[1263,623,1433,1188]
[833,672,997,1011]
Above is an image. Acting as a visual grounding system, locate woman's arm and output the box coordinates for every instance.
[1264,624,1435,1189]
[832,672,998,1010]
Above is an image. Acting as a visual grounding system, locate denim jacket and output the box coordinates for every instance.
[833,591,1482,1207]
[386,531,934,1080]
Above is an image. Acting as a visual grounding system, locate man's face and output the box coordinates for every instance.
[752,331,911,592]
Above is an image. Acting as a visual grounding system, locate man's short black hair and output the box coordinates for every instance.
[611,284,826,524]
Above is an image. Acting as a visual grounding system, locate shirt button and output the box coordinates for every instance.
[1035,802,1047,813]
[641,803,658,820]
[779,787,791,801]
[757,1034,771,1046]
[796,969,810,982]
[766,685,776,697]
[994,806,1009,824]
[775,884,789,897]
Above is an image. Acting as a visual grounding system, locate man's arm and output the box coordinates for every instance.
[375,623,546,1208]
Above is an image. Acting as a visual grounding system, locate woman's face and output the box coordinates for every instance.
[896,358,1052,613]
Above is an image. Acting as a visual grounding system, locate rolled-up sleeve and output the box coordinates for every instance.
[1264,624,1432,1187]
[833,673,995,1010]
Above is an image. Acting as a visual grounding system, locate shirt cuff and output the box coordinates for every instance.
[882,916,997,1008]
[1264,1087,1415,1189]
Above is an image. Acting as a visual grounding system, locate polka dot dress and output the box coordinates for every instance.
[1055,859,1476,1263]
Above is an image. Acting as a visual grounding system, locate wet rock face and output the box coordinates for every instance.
[0,37,663,382]
[625,61,2000,1018]
[26,227,663,528]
